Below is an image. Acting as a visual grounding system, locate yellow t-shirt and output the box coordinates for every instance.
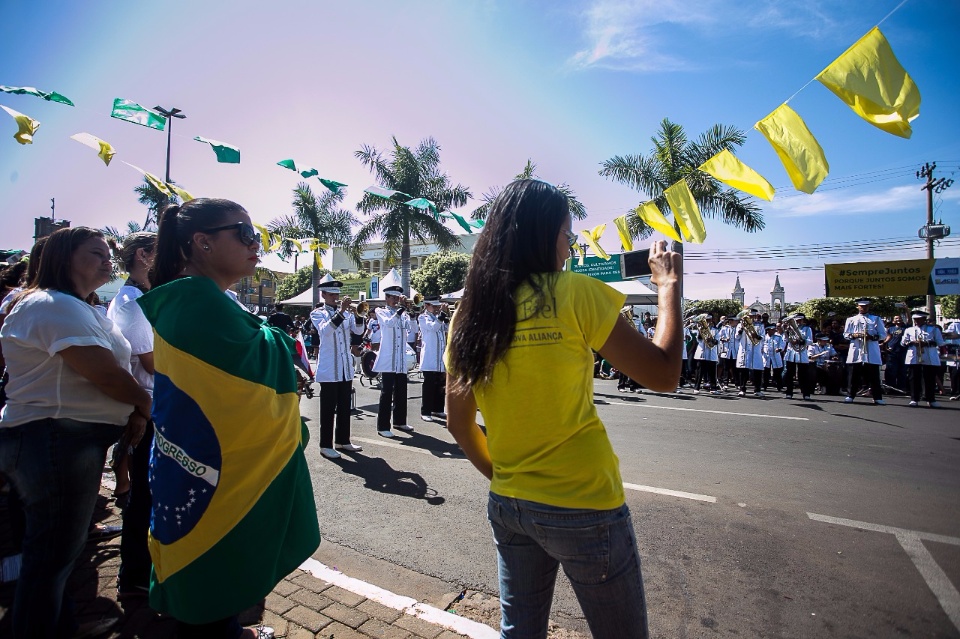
[451,271,627,510]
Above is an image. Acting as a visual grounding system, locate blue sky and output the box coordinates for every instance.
[1,0,957,303]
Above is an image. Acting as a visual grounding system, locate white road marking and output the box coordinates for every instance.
[623,482,717,503]
[608,401,809,421]
[299,557,498,639]
[807,512,960,632]
[352,436,466,458]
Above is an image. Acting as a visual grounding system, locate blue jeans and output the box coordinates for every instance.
[487,492,649,639]
[0,418,123,638]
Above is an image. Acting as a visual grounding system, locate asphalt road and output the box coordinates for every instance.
[300,372,960,638]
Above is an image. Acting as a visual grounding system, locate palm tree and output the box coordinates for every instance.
[599,118,765,241]
[134,177,178,230]
[288,182,357,307]
[266,214,309,271]
[100,220,146,279]
[471,159,587,221]
[354,136,471,295]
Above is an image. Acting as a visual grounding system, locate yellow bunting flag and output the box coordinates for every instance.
[167,184,194,202]
[755,104,829,194]
[634,201,681,242]
[69,132,116,166]
[613,215,633,252]
[816,27,920,139]
[252,223,272,248]
[1,104,39,144]
[285,238,304,252]
[664,180,706,244]
[699,149,775,201]
[580,224,611,260]
[122,162,173,197]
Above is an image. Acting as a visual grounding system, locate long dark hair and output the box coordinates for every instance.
[150,198,246,288]
[10,227,105,307]
[447,179,569,390]
[120,231,157,272]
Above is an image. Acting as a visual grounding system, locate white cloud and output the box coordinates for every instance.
[767,184,960,218]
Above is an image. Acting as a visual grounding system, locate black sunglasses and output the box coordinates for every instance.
[201,222,260,247]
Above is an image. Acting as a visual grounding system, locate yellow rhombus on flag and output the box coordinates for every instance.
[816,27,920,139]
[665,180,706,244]
[699,149,775,201]
[755,104,829,195]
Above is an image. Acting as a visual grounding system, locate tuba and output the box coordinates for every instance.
[695,314,718,348]
[783,314,807,349]
[737,311,763,345]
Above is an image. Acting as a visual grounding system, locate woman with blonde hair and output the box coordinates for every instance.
[446,179,683,639]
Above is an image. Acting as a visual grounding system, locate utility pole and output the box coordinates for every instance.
[917,162,954,318]
[153,106,186,183]
[50,197,55,221]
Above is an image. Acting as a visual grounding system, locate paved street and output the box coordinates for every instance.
[303,373,960,638]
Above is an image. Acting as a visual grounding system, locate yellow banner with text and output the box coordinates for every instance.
[824,259,936,297]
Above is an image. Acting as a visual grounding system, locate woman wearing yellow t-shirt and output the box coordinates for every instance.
[446,179,682,639]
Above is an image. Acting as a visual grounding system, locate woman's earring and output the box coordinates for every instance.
[202,245,211,251]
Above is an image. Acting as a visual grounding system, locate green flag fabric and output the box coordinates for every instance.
[194,136,240,163]
[277,159,318,178]
[318,178,347,193]
[0,85,74,106]
[110,98,166,130]
[137,276,319,623]
[405,197,439,216]
[364,185,411,200]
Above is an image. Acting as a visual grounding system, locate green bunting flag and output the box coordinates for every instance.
[137,276,319,623]
[194,136,240,164]
[110,98,166,130]
[318,178,347,194]
[364,185,411,201]
[277,159,318,178]
[441,211,483,234]
[405,197,439,216]
[0,85,74,106]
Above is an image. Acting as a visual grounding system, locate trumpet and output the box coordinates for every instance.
[351,301,369,319]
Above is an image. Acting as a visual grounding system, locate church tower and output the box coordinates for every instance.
[732,275,745,308]
[770,274,785,320]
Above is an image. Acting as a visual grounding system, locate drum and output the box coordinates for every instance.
[361,350,378,379]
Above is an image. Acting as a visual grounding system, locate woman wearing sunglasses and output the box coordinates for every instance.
[140,199,319,638]
[445,180,683,639]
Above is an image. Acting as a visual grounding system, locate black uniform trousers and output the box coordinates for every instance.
[847,362,882,400]
[377,373,408,430]
[908,364,938,403]
[421,371,445,416]
[319,381,353,448]
[738,367,762,393]
[784,361,814,397]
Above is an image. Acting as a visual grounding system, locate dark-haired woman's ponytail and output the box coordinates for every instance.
[150,204,185,288]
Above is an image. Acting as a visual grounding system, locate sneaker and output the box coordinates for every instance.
[711,389,722,395]
[737,391,746,397]
[335,443,363,452]
[874,399,886,406]
[784,394,794,400]
[431,412,448,421]
[692,389,701,394]
[320,447,341,459]
[844,396,854,404]
[394,424,415,432]
[929,401,941,408]
[86,524,123,543]
[377,430,395,438]
[420,414,434,422]
[908,400,918,407]
[755,392,764,398]
[951,395,960,401]
[802,395,811,401]
[73,617,120,639]
[617,388,627,392]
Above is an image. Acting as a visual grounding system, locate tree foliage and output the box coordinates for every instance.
[410,251,471,297]
[353,136,471,294]
[795,297,916,325]
[940,295,959,320]
[684,299,744,320]
[134,177,177,230]
[275,265,369,302]
[471,159,587,221]
[600,118,764,242]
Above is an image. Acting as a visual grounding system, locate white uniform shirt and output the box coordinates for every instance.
[106,284,154,394]
[373,305,412,374]
[945,321,960,369]
[0,290,133,428]
[762,333,784,369]
[844,314,887,364]
[310,305,363,382]
[783,325,813,364]
[735,324,765,370]
[902,324,945,366]
[418,311,448,373]
[694,326,719,362]
[718,324,736,360]
[808,343,836,368]
[681,326,691,360]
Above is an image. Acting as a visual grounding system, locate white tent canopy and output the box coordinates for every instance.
[278,288,315,306]
[607,279,658,305]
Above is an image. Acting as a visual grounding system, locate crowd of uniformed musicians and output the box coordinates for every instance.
[275,285,959,461]
[604,298,960,408]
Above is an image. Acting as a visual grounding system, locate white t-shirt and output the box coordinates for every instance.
[0,290,134,428]
[107,284,154,394]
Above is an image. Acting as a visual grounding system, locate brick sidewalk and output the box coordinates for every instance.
[0,482,490,639]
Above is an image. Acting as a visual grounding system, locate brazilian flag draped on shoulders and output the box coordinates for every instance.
[137,276,319,623]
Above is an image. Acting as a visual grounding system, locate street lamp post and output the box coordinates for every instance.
[154,106,186,183]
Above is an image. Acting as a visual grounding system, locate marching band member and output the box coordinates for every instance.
[761,324,784,391]
[735,311,764,397]
[843,298,888,405]
[808,334,836,395]
[418,296,449,422]
[902,311,945,408]
[692,314,720,394]
[310,275,365,459]
[717,316,736,388]
[372,286,416,437]
[783,313,814,400]
[945,319,960,400]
